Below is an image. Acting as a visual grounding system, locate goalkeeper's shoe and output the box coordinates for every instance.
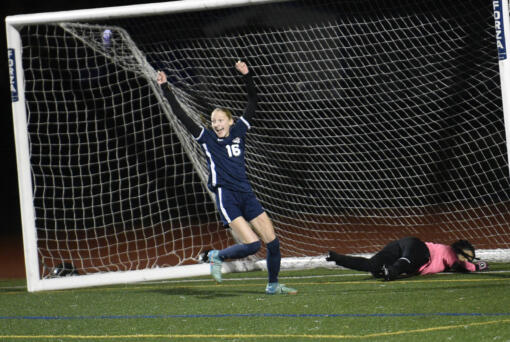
[207,250,223,283]
[265,282,298,295]
[381,265,398,281]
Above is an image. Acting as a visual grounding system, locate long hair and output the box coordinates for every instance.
[450,239,476,261]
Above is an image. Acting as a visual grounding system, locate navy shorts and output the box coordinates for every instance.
[215,187,264,227]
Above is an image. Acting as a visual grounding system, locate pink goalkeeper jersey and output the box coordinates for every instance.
[418,242,476,275]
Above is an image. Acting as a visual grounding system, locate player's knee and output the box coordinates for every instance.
[245,240,262,256]
[368,258,385,277]
[250,212,276,240]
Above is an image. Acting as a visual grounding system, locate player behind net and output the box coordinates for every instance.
[156,61,297,295]
[326,237,489,280]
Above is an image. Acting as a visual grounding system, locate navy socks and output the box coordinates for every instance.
[218,240,261,260]
[266,238,281,283]
[216,238,281,284]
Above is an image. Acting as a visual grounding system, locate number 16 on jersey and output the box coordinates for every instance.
[226,144,241,157]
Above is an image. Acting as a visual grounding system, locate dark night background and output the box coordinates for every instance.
[1,1,508,278]
[0,1,506,234]
[1,1,189,279]
[0,0,224,279]
[0,1,160,248]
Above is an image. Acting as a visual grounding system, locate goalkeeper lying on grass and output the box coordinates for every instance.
[326,237,489,280]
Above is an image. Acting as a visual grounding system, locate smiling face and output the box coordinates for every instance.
[211,108,234,138]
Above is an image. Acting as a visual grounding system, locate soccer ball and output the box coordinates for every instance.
[50,262,79,277]
[102,29,112,48]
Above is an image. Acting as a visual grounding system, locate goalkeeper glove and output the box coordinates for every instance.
[475,260,489,271]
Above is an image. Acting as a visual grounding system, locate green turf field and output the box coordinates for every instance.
[1,264,510,341]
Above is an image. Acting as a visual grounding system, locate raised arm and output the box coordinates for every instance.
[235,61,257,122]
[157,71,202,138]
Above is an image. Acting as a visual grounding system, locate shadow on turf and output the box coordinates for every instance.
[355,270,510,282]
[323,272,509,295]
[148,286,262,299]
[380,282,505,292]
[401,271,510,280]
[0,286,25,293]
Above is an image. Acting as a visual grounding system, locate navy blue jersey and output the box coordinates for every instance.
[196,117,252,192]
[160,72,257,193]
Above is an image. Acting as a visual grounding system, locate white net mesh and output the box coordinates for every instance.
[17,0,510,278]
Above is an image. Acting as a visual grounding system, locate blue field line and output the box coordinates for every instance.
[2,312,510,320]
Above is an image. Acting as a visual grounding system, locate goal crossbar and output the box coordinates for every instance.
[5,0,290,26]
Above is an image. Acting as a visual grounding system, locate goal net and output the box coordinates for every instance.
[6,0,510,291]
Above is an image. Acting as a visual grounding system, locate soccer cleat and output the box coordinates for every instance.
[381,265,390,281]
[381,264,397,281]
[208,250,223,283]
[265,282,298,295]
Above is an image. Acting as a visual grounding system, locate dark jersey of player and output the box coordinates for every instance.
[160,73,257,193]
[196,118,252,192]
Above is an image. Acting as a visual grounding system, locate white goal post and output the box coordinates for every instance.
[6,0,510,292]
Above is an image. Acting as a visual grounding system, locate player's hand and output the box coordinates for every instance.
[156,70,167,85]
[235,60,249,75]
[475,260,489,271]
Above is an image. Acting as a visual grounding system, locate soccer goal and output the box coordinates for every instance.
[6,0,510,292]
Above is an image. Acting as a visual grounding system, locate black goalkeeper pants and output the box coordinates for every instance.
[330,237,430,278]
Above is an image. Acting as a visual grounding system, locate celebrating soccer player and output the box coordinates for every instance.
[156,61,297,295]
